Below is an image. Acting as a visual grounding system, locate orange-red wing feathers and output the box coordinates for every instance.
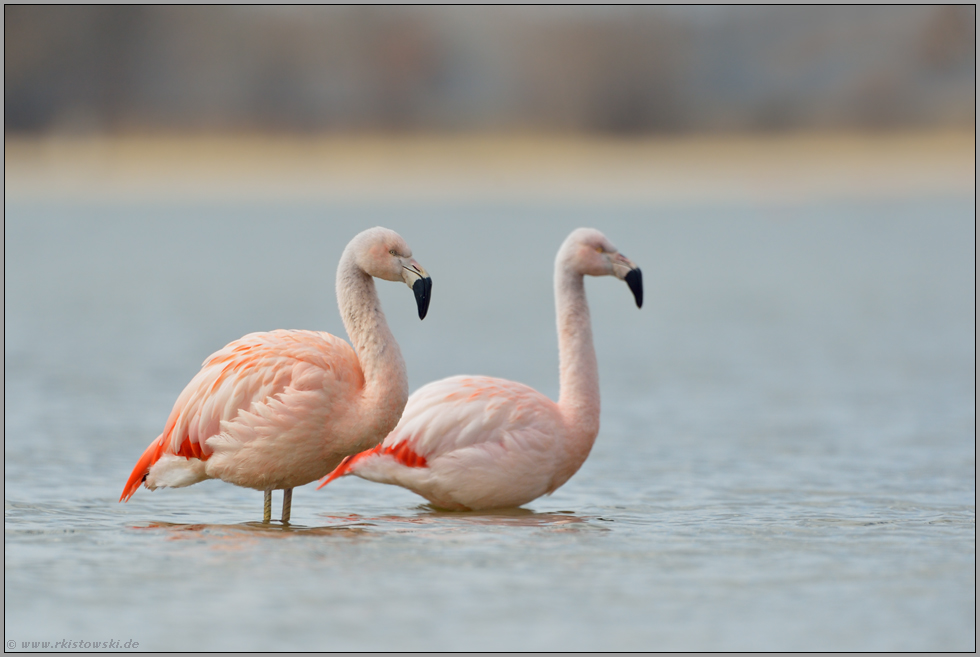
[317,440,427,489]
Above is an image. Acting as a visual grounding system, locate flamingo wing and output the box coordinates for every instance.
[121,329,361,501]
[320,375,567,509]
[389,375,560,457]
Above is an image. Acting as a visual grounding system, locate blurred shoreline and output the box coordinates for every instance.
[5,129,975,205]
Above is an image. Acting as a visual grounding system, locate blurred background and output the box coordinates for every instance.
[4,6,976,652]
[4,5,975,134]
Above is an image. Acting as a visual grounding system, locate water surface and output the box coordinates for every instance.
[4,192,975,650]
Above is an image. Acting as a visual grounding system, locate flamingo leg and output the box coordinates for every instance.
[263,490,272,524]
[281,488,292,525]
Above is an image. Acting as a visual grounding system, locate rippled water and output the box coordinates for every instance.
[4,193,975,650]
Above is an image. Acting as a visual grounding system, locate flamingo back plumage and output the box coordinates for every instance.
[121,329,365,501]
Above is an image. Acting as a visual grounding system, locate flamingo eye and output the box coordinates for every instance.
[389,250,397,256]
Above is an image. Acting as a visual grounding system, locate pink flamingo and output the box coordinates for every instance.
[319,228,641,510]
[120,227,432,523]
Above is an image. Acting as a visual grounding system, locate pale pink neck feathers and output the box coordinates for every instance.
[336,237,409,442]
[554,240,601,451]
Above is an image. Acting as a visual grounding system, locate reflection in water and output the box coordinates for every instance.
[130,508,595,540]
[133,520,368,538]
[319,507,594,529]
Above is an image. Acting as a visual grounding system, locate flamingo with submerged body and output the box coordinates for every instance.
[319,228,641,511]
[120,227,432,523]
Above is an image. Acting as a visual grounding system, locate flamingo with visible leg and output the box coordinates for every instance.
[319,228,641,511]
[120,227,432,523]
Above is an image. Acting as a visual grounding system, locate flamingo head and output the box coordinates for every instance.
[563,227,643,308]
[355,227,432,319]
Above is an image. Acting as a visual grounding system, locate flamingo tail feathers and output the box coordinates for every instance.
[317,450,374,489]
[120,435,209,502]
[317,440,427,490]
[120,436,167,502]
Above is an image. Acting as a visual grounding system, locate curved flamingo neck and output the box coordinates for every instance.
[336,247,409,440]
[554,257,600,448]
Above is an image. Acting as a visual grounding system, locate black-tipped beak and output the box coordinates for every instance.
[413,276,432,320]
[625,268,643,308]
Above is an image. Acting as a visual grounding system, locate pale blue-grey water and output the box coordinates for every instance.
[4,193,975,651]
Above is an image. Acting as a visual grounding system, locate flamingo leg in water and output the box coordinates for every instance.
[263,490,272,524]
[281,488,292,524]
